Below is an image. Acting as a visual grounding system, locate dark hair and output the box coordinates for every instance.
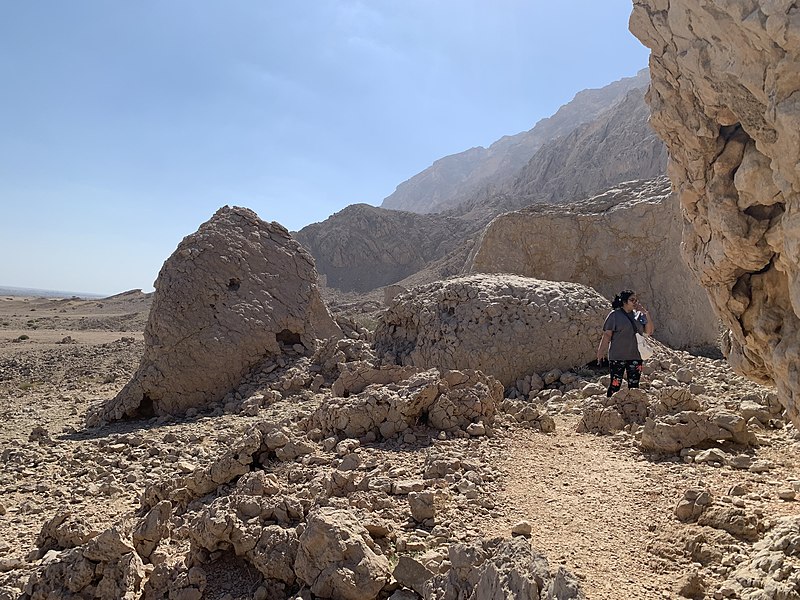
[612,289,635,309]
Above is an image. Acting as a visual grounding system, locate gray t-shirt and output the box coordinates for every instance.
[603,309,645,361]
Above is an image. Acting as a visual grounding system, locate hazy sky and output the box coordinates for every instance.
[0,1,649,295]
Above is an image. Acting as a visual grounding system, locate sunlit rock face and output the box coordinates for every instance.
[466,177,720,350]
[630,1,800,423]
[94,206,342,421]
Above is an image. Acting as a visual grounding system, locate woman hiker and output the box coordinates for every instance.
[596,289,655,397]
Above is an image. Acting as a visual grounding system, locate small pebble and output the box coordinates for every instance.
[511,520,532,537]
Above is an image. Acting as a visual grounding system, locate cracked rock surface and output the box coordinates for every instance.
[630,0,800,424]
[373,275,608,387]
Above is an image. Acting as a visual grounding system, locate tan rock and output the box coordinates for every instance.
[132,500,172,559]
[424,535,584,599]
[313,367,500,439]
[630,1,800,423]
[294,507,390,600]
[91,206,341,421]
[374,274,609,387]
[467,177,719,349]
[639,410,757,453]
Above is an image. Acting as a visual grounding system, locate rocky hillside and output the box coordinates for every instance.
[300,82,668,295]
[380,69,650,215]
[294,204,478,293]
[630,1,800,425]
[3,266,798,600]
[454,86,668,222]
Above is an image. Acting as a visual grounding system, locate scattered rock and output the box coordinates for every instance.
[511,521,532,537]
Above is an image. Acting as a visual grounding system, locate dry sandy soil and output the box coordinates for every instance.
[0,292,798,599]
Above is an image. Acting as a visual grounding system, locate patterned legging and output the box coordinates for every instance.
[607,360,643,397]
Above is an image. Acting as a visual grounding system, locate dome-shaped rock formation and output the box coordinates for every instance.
[373,274,608,387]
[91,206,341,422]
[466,177,720,350]
[630,1,800,424]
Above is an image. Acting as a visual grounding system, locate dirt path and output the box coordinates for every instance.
[482,416,693,599]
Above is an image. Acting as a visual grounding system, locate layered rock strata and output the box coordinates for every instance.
[93,206,341,421]
[373,274,609,387]
[467,177,719,349]
[630,2,800,422]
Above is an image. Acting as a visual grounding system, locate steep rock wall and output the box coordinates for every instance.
[630,1,800,421]
[466,177,720,350]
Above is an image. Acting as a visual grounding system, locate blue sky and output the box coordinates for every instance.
[0,1,649,295]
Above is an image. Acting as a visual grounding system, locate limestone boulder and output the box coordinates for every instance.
[639,410,758,453]
[132,501,172,560]
[23,528,145,600]
[187,495,300,585]
[92,206,341,421]
[423,535,584,600]
[294,507,390,600]
[630,2,800,423]
[374,274,609,387]
[577,388,651,435]
[313,365,501,439]
[33,512,100,559]
[467,177,719,349]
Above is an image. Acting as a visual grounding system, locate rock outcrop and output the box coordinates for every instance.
[466,177,720,349]
[630,2,800,423]
[313,365,502,439]
[295,507,391,600]
[374,275,608,387]
[92,206,341,421]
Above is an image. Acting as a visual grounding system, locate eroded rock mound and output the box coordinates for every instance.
[467,177,719,349]
[92,206,341,421]
[630,2,800,423]
[313,365,502,439]
[374,275,608,386]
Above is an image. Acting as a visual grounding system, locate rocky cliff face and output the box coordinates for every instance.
[466,177,720,350]
[295,204,477,293]
[381,70,650,215]
[630,2,800,422]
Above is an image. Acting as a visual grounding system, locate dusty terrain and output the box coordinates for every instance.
[0,292,798,599]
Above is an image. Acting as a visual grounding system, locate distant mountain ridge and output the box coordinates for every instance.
[0,285,106,299]
[298,69,667,293]
[380,68,650,215]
